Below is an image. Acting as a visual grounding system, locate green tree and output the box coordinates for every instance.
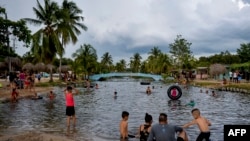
[237,43,250,63]
[115,59,126,72]
[72,44,98,78]
[24,0,61,81]
[169,35,193,69]
[56,0,87,77]
[101,52,113,73]
[130,53,142,72]
[0,7,31,70]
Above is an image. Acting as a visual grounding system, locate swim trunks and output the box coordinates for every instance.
[196,131,210,141]
[177,137,184,141]
[66,106,75,116]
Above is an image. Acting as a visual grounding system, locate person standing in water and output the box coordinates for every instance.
[120,111,129,140]
[64,86,79,127]
[183,108,211,141]
[137,113,153,141]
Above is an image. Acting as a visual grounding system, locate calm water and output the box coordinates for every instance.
[0,78,250,141]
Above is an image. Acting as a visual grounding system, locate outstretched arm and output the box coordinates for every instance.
[183,120,197,128]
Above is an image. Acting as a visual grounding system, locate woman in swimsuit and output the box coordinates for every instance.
[137,113,153,141]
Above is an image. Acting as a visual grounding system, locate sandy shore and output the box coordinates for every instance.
[0,78,55,103]
[0,131,74,141]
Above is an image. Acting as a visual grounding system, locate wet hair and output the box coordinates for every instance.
[145,113,152,123]
[191,108,200,113]
[159,113,167,122]
[67,86,73,91]
[122,111,129,118]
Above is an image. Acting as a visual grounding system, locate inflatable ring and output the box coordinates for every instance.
[167,85,182,100]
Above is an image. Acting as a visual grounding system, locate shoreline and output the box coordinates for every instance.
[0,131,74,141]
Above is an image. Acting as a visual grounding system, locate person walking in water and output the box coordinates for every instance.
[64,86,79,127]
[183,108,211,141]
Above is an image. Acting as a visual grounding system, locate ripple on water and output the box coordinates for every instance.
[0,81,250,141]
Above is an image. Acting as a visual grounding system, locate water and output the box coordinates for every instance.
[0,79,250,141]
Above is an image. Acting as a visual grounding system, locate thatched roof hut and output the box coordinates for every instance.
[34,62,46,72]
[22,63,34,71]
[60,65,71,73]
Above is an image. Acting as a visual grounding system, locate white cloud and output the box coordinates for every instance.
[1,0,250,63]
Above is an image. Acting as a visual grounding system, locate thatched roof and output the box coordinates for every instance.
[4,57,21,67]
[22,63,34,71]
[60,65,71,73]
[0,62,7,69]
[46,64,55,71]
[34,62,46,71]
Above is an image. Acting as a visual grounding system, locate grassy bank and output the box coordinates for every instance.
[191,80,250,93]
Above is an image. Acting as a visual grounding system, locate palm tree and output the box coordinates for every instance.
[56,0,87,78]
[148,46,161,59]
[101,52,113,72]
[115,59,126,72]
[24,0,61,81]
[130,53,142,72]
[72,44,98,79]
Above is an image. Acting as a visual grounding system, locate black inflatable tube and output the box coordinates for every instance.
[167,85,182,100]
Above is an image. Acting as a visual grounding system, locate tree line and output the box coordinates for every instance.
[0,0,250,81]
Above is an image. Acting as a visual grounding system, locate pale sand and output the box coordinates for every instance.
[0,131,74,141]
[0,78,57,102]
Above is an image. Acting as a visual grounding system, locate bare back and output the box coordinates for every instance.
[195,116,211,132]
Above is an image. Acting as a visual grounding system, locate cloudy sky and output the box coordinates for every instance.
[1,0,250,63]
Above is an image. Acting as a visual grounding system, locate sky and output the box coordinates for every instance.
[1,0,250,63]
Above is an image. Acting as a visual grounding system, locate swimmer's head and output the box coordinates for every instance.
[122,111,129,120]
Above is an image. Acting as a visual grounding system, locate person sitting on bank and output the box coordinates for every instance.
[146,86,151,94]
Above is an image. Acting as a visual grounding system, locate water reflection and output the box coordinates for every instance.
[0,80,250,141]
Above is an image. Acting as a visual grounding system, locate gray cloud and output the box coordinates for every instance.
[1,0,250,63]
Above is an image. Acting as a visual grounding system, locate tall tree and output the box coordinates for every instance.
[24,0,61,81]
[169,35,193,69]
[101,52,113,72]
[56,0,87,77]
[0,7,31,70]
[115,59,126,72]
[237,43,250,63]
[130,53,142,72]
[72,44,97,78]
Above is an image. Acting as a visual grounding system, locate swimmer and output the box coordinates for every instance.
[146,86,151,94]
[186,100,195,107]
[114,90,117,98]
[211,91,216,96]
[95,83,99,89]
[48,91,56,100]
[200,89,202,93]
[11,88,19,103]
[205,90,209,94]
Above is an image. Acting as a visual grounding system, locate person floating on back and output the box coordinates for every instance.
[137,113,153,141]
[183,108,211,141]
[120,111,129,140]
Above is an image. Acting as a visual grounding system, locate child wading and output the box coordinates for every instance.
[120,111,129,140]
[64,86,79,127]
[183,108,211,141]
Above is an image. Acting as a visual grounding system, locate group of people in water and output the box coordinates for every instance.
[120,109,211,141]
